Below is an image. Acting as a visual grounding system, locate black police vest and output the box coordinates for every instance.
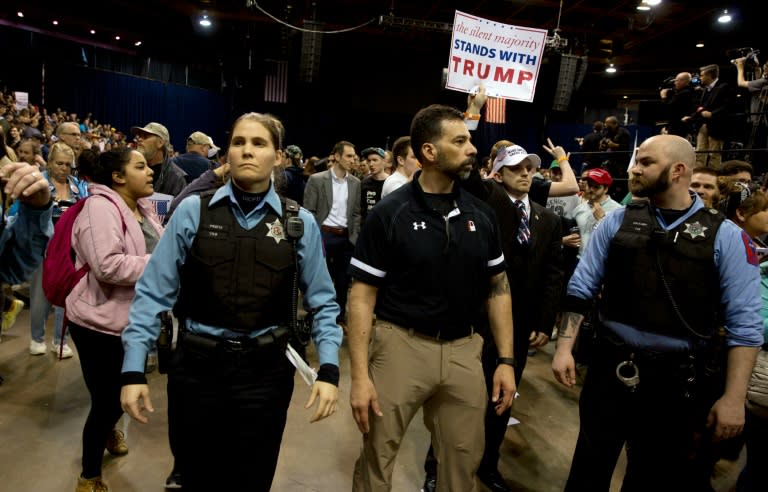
[175,194,296,334]
[600,201,725,339]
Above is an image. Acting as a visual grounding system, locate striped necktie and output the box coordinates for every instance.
[515,200,531,245]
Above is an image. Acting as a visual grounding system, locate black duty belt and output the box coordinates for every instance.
[180,325,290,354]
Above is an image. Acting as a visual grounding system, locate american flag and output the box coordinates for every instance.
[150,200,171,222]
[264,60,288,104]
[485,97,506,124]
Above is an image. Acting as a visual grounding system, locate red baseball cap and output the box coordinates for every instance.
[585,168,613,187]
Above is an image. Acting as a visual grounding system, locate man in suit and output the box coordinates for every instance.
[684,64,734,169]
[660,72,696,138]
[304,140,362,324]
[422,143,564,492]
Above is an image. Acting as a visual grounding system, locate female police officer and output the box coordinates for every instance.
[119,112,342,492]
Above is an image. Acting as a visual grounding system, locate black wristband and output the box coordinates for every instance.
[316,363,340,386]
[497,357,517,367]
[121,371,148,386]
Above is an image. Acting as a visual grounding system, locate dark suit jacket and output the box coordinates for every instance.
[695,80,734,140]
[303,169,362,245]
[462,173,564,345]
[662,86,696,137]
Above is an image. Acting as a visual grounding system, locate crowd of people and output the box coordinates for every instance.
[0,78,767,492]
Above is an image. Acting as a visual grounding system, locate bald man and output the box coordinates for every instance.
[553,135,763,491]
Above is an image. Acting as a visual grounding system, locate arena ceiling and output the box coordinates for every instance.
[2,1,761,101]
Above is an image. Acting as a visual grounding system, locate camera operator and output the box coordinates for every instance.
[660,72,696,138]
[683,64,734,169]
[735,54,768,136]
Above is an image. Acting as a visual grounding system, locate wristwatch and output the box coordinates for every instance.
[497,357,517,367]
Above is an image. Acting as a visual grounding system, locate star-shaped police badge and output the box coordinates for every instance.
[682,221,708,239]
[266,218,286,244]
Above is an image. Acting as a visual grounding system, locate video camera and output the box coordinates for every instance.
[658,73,702,91]
[729,47,761,67]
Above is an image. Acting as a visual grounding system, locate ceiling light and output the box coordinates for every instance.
[115,36,120,40]
[90,29,96,34]
[52,20,58,26]
[718,10,732,23]
[17,12,24,18]
[134,41,142,46]
[644,0,662,6]
[636,5,651,11]
[696,42,704,48]
[199,12,212,28]
[606,63,617,74]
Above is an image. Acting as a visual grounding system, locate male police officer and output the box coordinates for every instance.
[553,135,763,491]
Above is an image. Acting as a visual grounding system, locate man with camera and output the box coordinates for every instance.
[660,72,696,138]
[735,53,768,155]
[683,64,734,169]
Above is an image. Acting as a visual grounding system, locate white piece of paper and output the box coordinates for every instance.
[507,392,521,426]
[285,343,317,386]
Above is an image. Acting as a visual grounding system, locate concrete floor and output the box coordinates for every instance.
[0,307,745,491]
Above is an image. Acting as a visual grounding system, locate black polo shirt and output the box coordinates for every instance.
[349,171,506,339]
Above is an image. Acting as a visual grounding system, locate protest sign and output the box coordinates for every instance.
[446,11,548,102]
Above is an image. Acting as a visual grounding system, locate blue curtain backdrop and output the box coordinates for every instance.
[44,64,229,153]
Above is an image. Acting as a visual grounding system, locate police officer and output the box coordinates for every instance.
[552,134,763,491]
[120,112,342,492]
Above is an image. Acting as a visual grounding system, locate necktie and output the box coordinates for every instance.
[515,200,530,246]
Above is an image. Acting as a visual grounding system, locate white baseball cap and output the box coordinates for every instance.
[491,145,541,175]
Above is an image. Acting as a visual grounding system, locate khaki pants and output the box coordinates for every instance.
[352,321,486,492]
[695,123,724,169]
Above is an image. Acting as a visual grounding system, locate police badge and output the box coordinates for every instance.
[682,221,708,239]
[266,218,286,243]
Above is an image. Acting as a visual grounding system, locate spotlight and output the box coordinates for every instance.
[718,10,732,23]
[606,63,617,74]
[199,12,212,28]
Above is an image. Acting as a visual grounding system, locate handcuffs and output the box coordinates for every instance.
[616,357,640,391]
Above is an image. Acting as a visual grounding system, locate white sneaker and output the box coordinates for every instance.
[29,340,47,355]
[51,343,74,359]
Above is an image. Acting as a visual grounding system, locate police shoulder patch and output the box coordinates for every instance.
[741,230,759,266]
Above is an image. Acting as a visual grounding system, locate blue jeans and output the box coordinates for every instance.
[29,266,67,345]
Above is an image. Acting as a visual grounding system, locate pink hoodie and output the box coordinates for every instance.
[65,183,164,335]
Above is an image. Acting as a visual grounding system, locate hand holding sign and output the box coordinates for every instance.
[446,11,547,102]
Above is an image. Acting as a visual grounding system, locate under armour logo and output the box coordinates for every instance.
[413,221,427,230]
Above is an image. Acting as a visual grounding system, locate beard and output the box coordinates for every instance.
[436,155,475,181]
[630,164,671,197]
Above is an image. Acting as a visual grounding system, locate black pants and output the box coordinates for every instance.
[424,330,530,477]
[565,339,720,492]
[737,406,768,491]
[69,322,125,479]
[321,232,352,321]
[169,337,295,491]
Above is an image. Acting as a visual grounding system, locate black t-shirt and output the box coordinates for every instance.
[529,177,552,207]
[361,175,386,220]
